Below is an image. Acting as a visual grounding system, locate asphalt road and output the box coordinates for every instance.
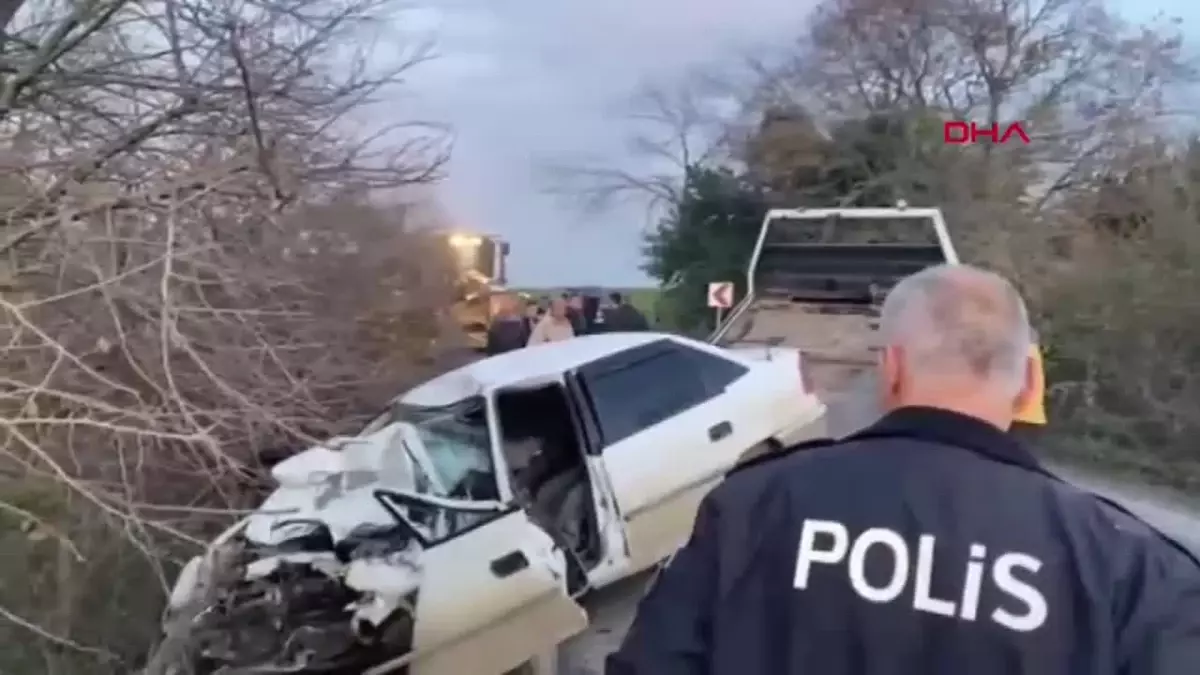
[558,373,1200,674]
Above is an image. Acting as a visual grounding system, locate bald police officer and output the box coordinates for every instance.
[607,264,1200,675]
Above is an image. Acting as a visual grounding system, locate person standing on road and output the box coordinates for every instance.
[564,292,588,335]
[602,291,650,332]
[581,291,603,334]
[528,297,575,345]
[484,294,530,356]
[523,297,541,331]
[607,263,1200,675]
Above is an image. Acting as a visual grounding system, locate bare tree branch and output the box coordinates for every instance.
[770,0,1194,203]
[540,72,739,217]
[0,0,458,668]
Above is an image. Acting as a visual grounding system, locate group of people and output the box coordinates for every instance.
[607,263,1200,675]
[484,290,650,356]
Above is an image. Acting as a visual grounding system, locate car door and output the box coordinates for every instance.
[573,339,750,572]
[361,492,588,675]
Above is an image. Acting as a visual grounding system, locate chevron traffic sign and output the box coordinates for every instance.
[707,281,734,309]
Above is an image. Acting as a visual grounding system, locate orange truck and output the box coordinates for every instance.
[440,232,510,350]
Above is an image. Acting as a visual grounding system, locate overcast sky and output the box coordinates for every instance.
[396,0,814,287]
[397,0,1196,288]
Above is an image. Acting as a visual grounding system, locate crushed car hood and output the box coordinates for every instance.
[246,421,502,546]
[270,422,419,489]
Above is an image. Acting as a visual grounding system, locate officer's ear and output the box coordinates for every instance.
[877,344,904,401]
[1012,351,1039,412]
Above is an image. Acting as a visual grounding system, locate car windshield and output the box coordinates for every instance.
[364,396,499,502]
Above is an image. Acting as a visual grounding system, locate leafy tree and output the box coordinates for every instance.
[740,106,948,208]
[643,109,945,334]
[822,111,949,206]
[795,0,1188,204]
[591,0,1200,487]
[642,166,766,333]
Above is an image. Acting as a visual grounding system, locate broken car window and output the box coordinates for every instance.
[366,396,500,502]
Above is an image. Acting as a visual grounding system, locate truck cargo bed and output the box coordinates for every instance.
[711,206,957,437]
[716,300,884,436]
[717,300,877,389]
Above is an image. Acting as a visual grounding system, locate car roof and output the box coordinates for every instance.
[401,332,669,405]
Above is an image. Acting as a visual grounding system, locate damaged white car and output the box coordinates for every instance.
[160,332,825,675]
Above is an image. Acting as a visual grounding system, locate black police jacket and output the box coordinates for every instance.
[607,406,1200,675]
[602,304,650,332]
[484,317,529,355]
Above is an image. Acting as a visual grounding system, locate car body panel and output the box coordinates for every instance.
[596,397,744,572]
[723,344,829,446]
[578,453,637,587]
[591,342,825,572]
[405,510,587,675]
[244,424,429,545]
[402,333,665,407]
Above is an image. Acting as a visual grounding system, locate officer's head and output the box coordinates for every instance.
[877,264,1036,430]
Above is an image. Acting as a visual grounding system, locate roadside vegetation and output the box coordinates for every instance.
[0,0,457,671]
[549,0,1200,491]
